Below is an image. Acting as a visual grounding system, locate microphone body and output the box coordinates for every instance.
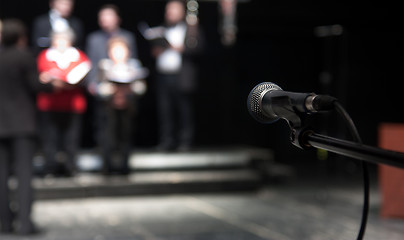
[247,82,336,126]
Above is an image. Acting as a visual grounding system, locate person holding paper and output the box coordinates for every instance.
[151,0,204,152]
[97,36,147,175]
[36,29,91,177]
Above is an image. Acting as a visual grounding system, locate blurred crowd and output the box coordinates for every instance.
[0,0,237,235]
[1,0,206,177]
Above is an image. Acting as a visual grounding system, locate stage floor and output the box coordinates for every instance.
[2,177,404,240]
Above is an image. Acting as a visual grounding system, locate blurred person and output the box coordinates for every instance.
[0,19,53,235]
[219,0,237,46]
[86,4,138,94]
[32,0,84,55]
[36,29,91,177]
[0,20,2,45]
[86,4,138,154]
[151,0,204,151]
[97,37,148,175]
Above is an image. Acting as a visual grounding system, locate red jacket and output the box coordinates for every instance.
[36,47,91,113]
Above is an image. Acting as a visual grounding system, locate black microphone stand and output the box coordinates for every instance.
[247,83,399,240]
[290,127,404,169]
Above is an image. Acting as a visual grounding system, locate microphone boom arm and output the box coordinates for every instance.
[291,128,404,169]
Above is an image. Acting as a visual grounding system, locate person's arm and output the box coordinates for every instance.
[70,17,85,50]
[85,34,101,94]
[31,16,49,56]
[36,50,73,91]
[126,31,138,59]
[183,24,205,57]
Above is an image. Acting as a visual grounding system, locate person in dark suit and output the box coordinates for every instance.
[0,20,2,45]
[86,4,138,94]
[0,19,53,235]
[31,0,84,55]
[151,0,204,151]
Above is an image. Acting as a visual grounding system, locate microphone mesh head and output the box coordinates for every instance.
[247,82,282,123]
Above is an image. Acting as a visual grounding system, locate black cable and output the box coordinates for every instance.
[334,101,369,240]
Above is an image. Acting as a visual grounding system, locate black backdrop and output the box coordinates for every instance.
[1,0,404,171]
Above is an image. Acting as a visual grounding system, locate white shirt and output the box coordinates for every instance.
[157,23,187,74]
[49,10,69,33]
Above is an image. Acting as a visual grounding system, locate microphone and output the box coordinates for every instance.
[247,82,336,125]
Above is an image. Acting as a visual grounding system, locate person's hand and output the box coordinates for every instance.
[87,81,98,96]
[98,82,115,96]
[51,78,68,91]
[39,72,53,84]
[171,45,184,53]
[152,47,164,57]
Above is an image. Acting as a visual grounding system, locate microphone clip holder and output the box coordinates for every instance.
[271,96,307,129]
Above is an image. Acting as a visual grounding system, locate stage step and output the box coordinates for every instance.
[33,169,261,200]
[28,146,293,199]
[73,147,274,172]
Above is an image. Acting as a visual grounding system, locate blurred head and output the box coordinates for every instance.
[165,0,185,26]
[98,4,121,33]
[107,37,130,63]
[50,0,74,18]
[1,19,27,47]
[50,29,75,51]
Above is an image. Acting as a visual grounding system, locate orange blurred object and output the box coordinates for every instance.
[378,123,404,218]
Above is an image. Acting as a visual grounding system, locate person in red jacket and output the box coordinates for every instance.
[37,29,91,177]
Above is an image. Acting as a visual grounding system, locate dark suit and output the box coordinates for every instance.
[0,47,51,234]
[31,13,84,54]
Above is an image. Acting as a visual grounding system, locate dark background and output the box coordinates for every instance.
[1,0,403,175]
